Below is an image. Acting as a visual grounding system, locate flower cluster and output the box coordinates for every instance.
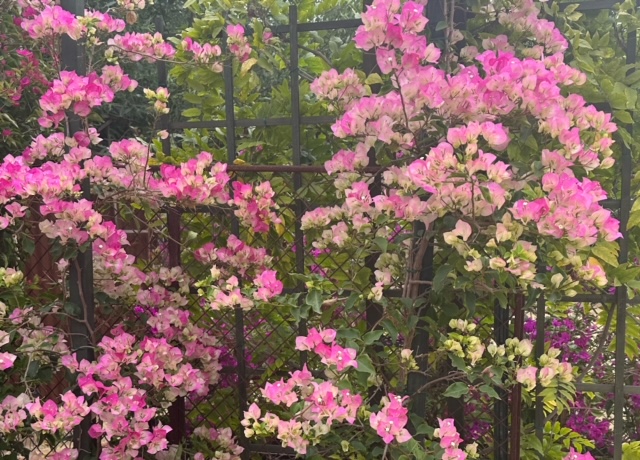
[310,68,366,111]
[35,303,223,459]
[369,394,411,444]
[38,68,137,128]
[3,303,69,377]
[322,144,370,175]
[306,0,620,304]
[231,181,282,233]
[0,394,29,434]
[191,426,244,460]
[143,86,170,114]
[512,173,620,248]
[81,10,126,36]
[26,392,90,433]
[514,355,564,393]
[116,0,151,10]
[441,319,488,365]
[563,448,595,460]
[21,5,85,39]
[498,0,568,55]
[226,24,251,61]
[181,37,223,71]
[195,236,282,310]
[107,32,176,63]
[0,48,48,105]
[433,418,479,459]
[0,267,24,288]
[295,327,358,371]
[242,329,362,454]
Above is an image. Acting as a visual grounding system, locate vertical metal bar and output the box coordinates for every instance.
[362,0,383,337]
[167,208,185,443]
[155,16,171,158]
[534,291,545,444]
[154,15,186,445]
[224,48,237,164]
[613,17,636,458]
[235,306,248,458]
[427,0,446,40]
[60,0,84,73]
[288,5,308,368]
[290,6,301,173]
[408,238,433,434]
[223,42,248,458]
[494,303,509,460]
[223,40,240,242]
[60,1,94,459]
[510,294,524,460]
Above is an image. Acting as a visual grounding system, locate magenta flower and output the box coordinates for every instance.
[369,394,411,444]
[0,352,16,370]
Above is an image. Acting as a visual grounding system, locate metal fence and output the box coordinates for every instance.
[23,0,640,459]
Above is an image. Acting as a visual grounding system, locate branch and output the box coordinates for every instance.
[575,302,615,384]
[409,371,467,399]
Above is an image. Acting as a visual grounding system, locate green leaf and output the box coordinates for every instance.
[356,354,376,376]
[380,319,398,341]
[354,267,372,289]
[372,237,388,253]
[628,200,640,230]
[362,330,384,345]
[365,73,383,86]
[609,82,637,110]
[463,291,476,315]
[443,381,469,398]
[436,20,448,31]
[306,290,323,314]
[450,354,467,371]
[27,361,41,379]
[241,58,258,75]
[591,242,619,266]
[182,107,202,118]
[615,110,634,124]
[345,292,361,310]
[63,302,81,316]
[21,237,35,257]
[337,328,361,340]
[433,264,452,292]
[478,384,501,399]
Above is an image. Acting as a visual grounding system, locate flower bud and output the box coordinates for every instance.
[126,11,138,24]
[489,257,506,269]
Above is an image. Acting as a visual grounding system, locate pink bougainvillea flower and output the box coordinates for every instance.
[0,352,17,370]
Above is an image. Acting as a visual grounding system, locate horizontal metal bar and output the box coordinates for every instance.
[560,293,615,303]
[159,164,383,178]
[559,294,640,305]
[272,18,361,35]
[593,102,612,111]
[575,383,640,395]
[601,199,621,209]
[170,115,336,130]
[153,162,383,175]
[246,443,296,455]
[228,164,382,173]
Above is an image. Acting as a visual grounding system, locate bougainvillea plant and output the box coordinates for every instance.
[0,0,636,458]
[239,0,632,457]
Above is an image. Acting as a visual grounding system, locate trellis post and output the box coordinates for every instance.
[60,0,95,458]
